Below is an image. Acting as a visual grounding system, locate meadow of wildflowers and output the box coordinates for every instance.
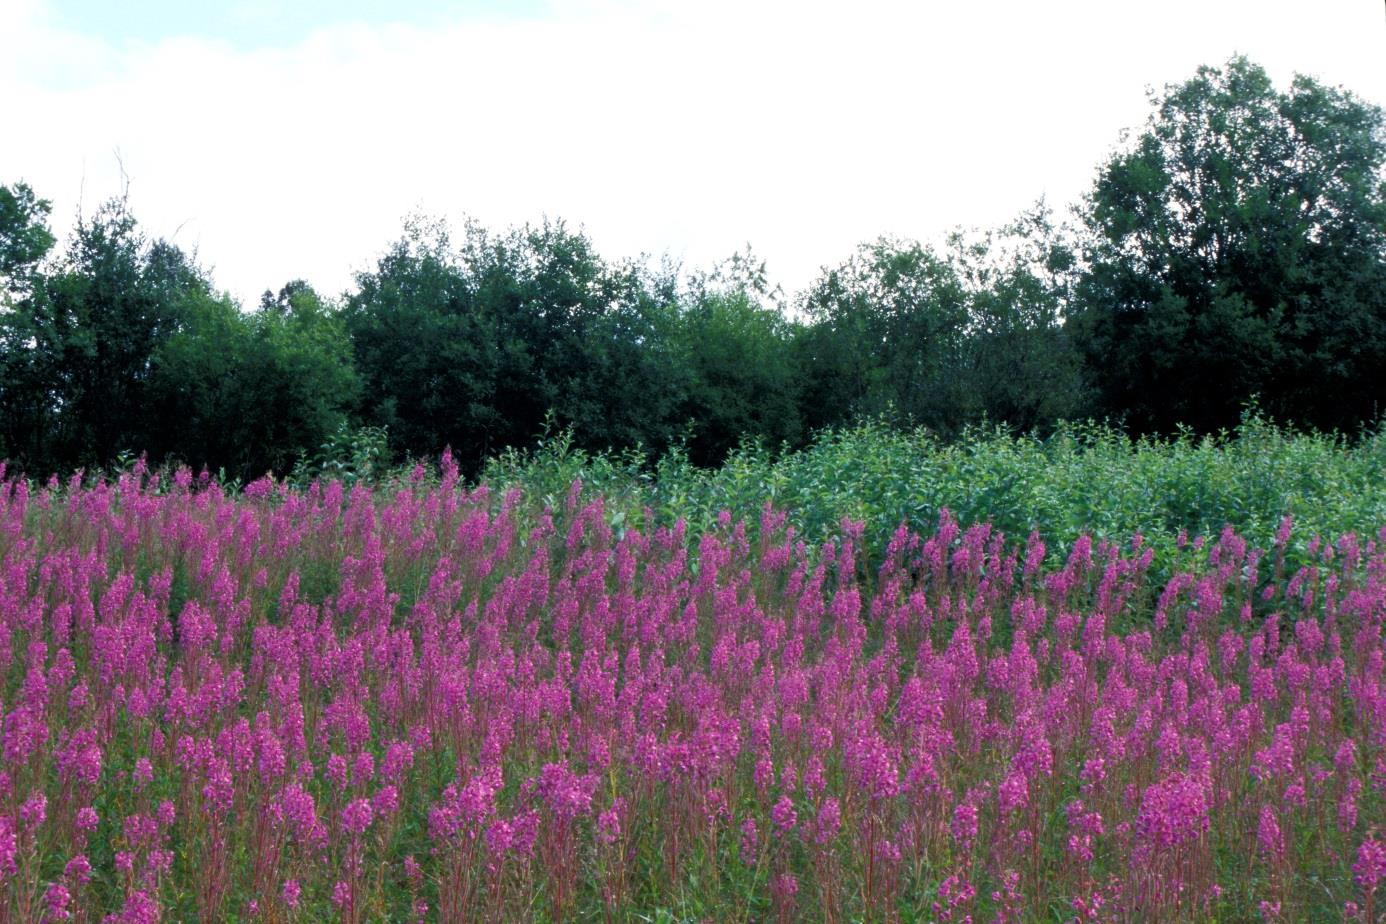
[2,453,1385,922]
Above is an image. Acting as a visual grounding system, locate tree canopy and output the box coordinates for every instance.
[1071,57,1386,433]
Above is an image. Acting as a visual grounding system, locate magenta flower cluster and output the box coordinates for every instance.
[0,458,1384,921]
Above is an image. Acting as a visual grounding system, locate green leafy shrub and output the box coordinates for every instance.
[290,424,391,487]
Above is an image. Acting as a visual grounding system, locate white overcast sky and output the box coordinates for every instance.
[2,0,1383,306]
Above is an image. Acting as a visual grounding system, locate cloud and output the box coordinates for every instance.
[2,0,1383,306]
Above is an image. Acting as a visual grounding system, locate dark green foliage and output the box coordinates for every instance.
[0,191,358,481]
[345,218,685,473]
[343,218,498,464]
[0,181,55,296]
[0,182,59,462]
[948,204,1088,431]
[145,281,360,480]
[674,250,803,465]
[0,196,203,470]
[289,422,390,487]
[1071,57,1386,433]
[797,210,1085,438]
[798,237,971,433]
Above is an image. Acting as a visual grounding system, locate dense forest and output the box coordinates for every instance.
[2,57,1384,480]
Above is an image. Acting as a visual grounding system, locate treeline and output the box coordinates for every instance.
[2,57,1384,480]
